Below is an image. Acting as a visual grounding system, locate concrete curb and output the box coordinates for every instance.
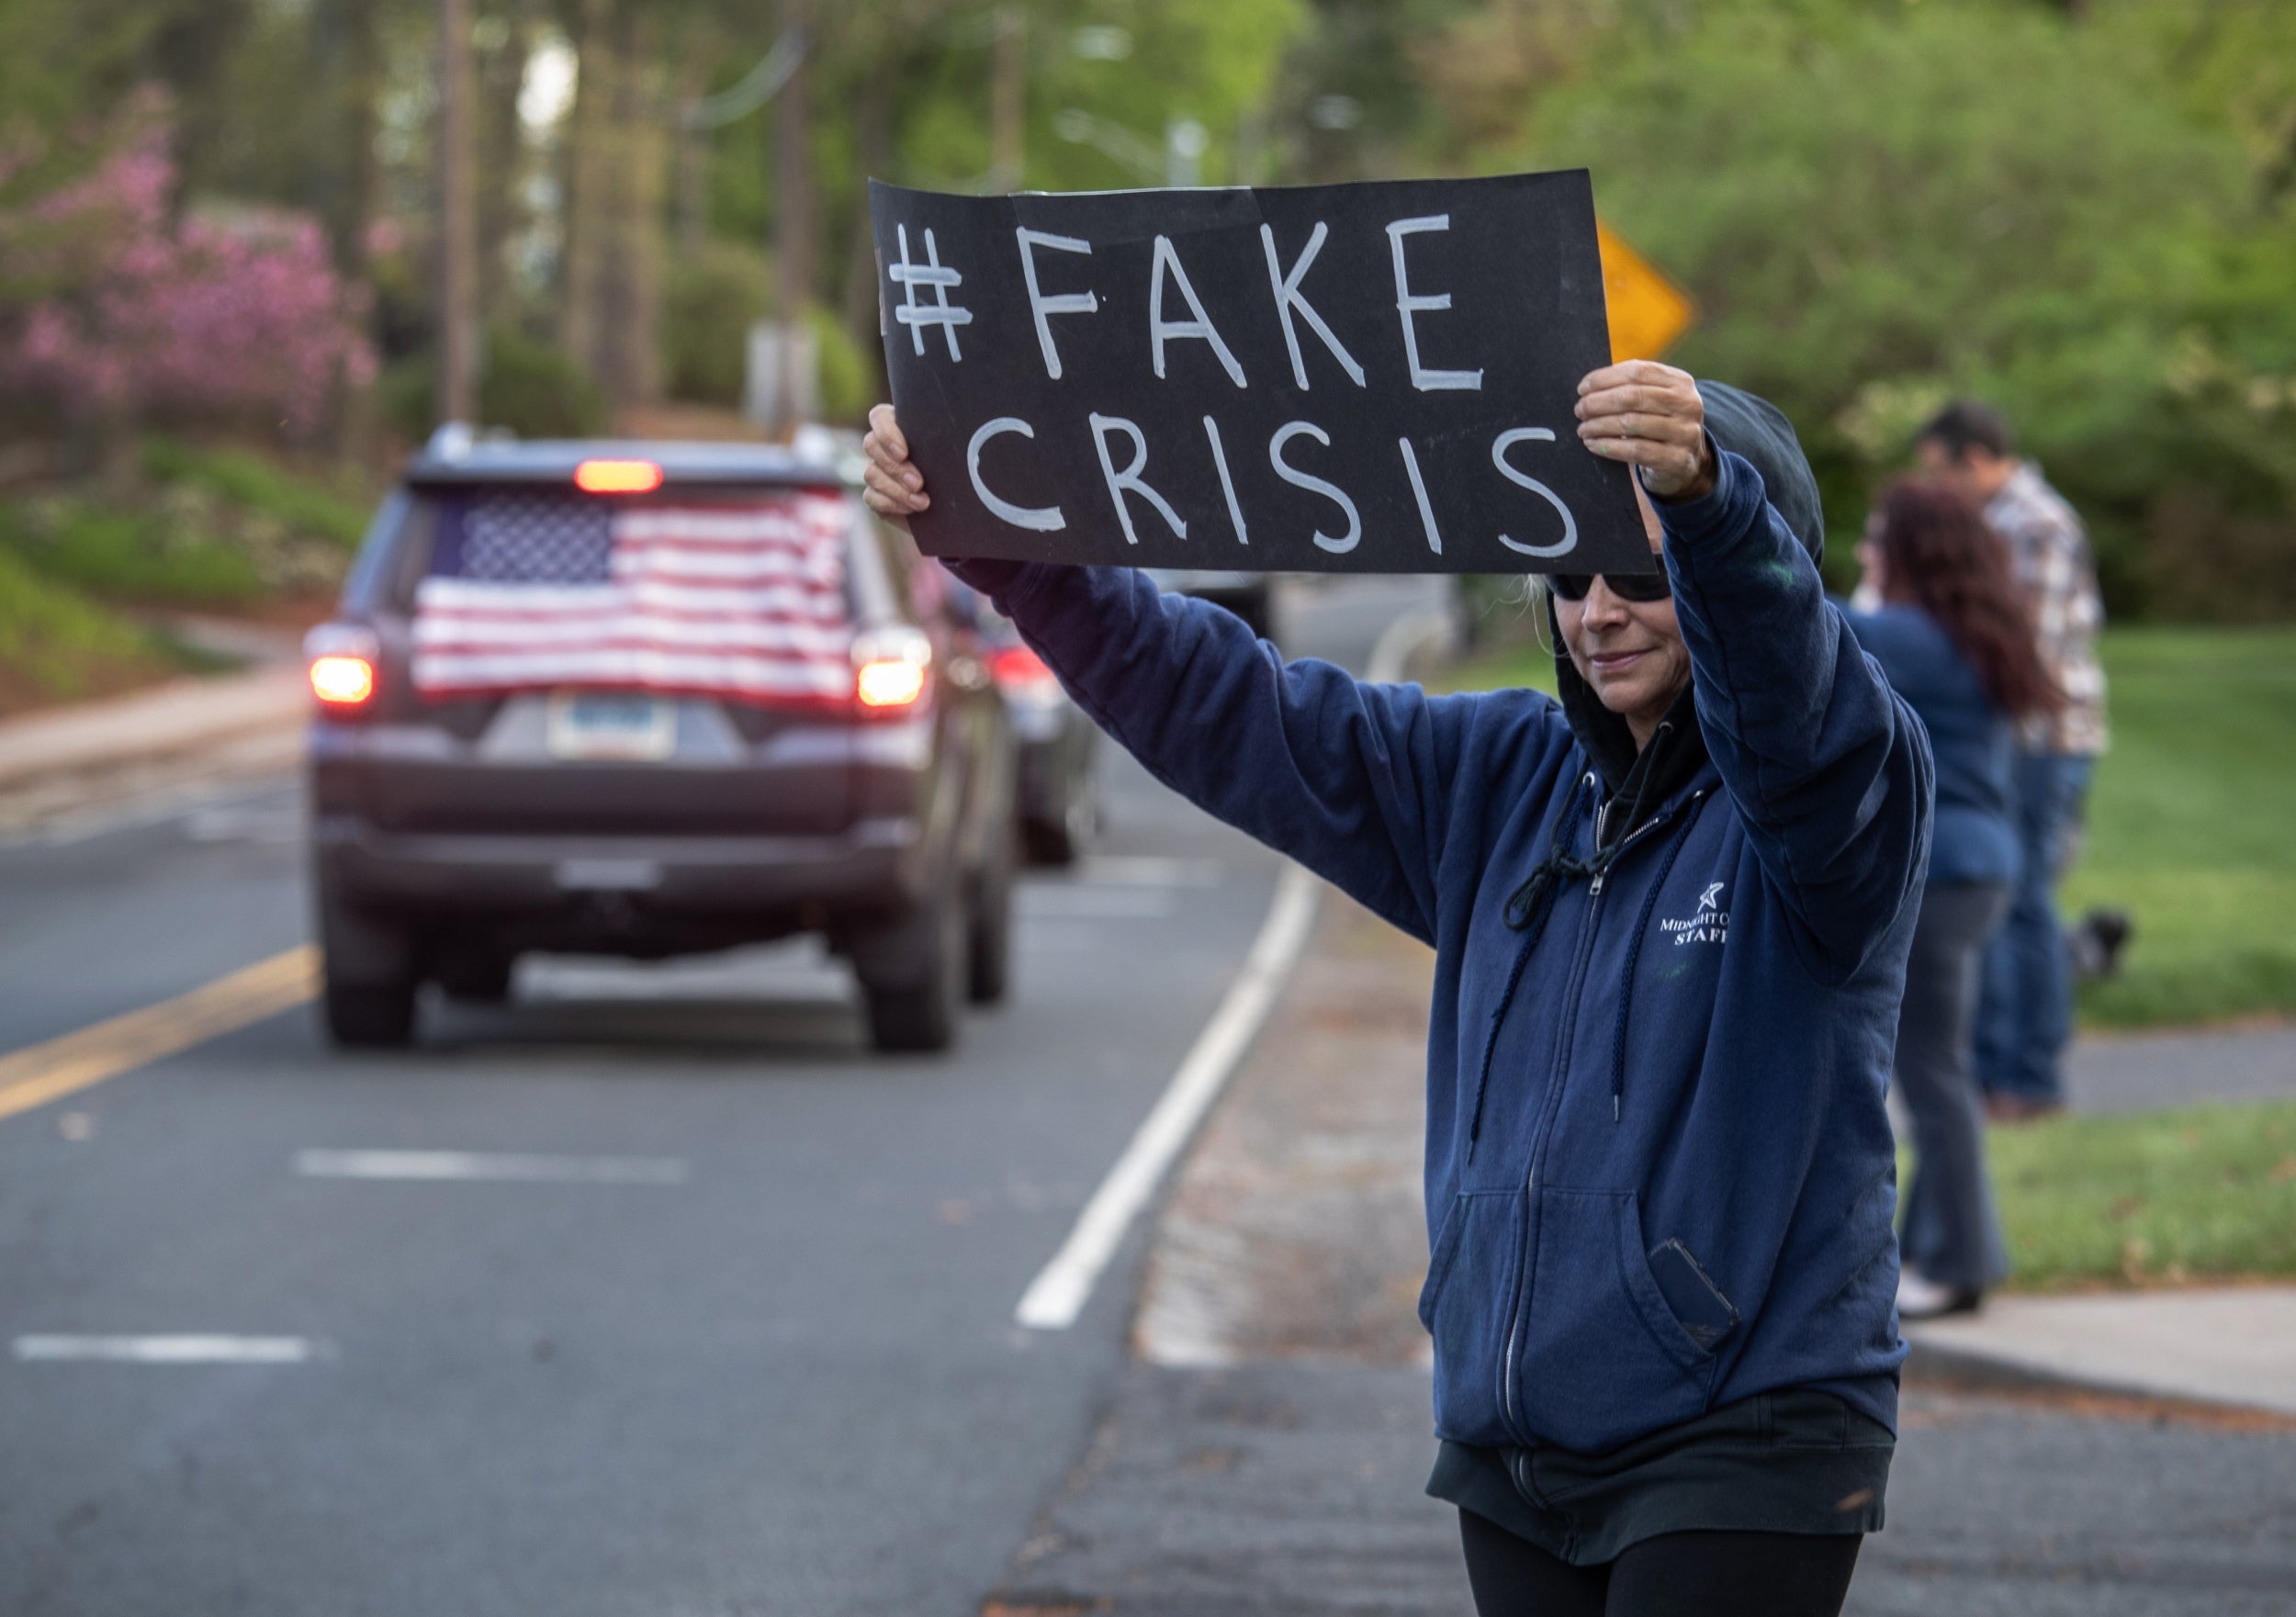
[0,667,307,793]
[1902,1284,2296,1419]
[1902,1336,2296,1425]
[1902,1336,2168,1402]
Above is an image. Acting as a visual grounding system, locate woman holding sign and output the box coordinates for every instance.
[864,360,1930,1617]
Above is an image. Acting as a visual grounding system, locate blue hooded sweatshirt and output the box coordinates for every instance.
[944,413,1933,1456]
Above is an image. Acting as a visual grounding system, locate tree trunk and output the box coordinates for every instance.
[435,0,480,424]
[332,0,381,458]
[988,6,1024,192]
[558,0,663,416]
[771,0,815,430]
[557,0,613,386]
[674,40,712,253]
[598,3,664,409]
[477,0,535,331]
[842,69,892,385]
[332,0,380,283]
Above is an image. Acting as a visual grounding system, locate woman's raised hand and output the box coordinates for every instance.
[862,403,930,526]
[1575,360,1717,504]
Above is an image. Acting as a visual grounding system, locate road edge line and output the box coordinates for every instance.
[1012,605,1451,1331]
[1015,865,1321,1331]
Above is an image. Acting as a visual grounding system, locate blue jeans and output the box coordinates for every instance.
[1974,750,2096,1105]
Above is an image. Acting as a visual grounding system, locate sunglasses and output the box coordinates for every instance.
[1548,569,1671,603]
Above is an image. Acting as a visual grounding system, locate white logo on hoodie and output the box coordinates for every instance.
[1662,881,1729,947]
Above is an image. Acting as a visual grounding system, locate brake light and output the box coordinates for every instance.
[987,644,1057,691]
[850,624,933,713]
[310,655,377,707]
[574,458,664,495]
[304,623,381,713]
[857,659,929,708]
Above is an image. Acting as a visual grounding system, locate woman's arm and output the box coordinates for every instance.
[1662,456,1933,981]
[1569,364,1931,979]
[861,408,1513,943]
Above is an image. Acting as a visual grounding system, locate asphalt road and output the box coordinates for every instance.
[0,575,1446,1617]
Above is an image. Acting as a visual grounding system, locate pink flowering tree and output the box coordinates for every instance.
[0,92,375,441]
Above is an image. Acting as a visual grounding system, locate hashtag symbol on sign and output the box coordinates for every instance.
[890,224,974,361]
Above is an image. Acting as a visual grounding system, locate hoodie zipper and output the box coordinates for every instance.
[1496,781,1698,1444]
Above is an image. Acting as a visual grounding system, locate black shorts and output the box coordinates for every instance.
[1425,1386,1893,1566]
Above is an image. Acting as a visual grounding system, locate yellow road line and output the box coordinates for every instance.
[0,946,318,1125]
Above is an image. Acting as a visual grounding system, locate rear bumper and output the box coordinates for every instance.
[314,814,923,917]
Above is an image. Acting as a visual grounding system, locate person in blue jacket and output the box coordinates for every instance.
[1848,479,2063,1320]
[863,361,1932,1617]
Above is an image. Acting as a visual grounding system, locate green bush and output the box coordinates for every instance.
[142,438,371,549]
[0,497,263,604]
[382,329,611,442]
[0,545,173,706]
[1497,2,2296,621]
[661,241,875,423]
[480,328,610,439]
[808,304,875,426]
[377,356,435,446]
[664,242,772,409]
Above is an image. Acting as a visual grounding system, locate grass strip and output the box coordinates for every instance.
[2063,627,2296,1028]
[1982,1098,2296,1290]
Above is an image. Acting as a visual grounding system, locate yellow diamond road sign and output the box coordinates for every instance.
[1597,220,1694,363]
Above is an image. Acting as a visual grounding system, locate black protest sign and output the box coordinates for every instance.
[869,170,1650,576]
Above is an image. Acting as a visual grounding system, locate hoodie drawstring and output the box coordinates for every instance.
[1502,775,1594,930]
[1469,775,1593,1158]
[1475,747,1707,1154]
[1607,792,1711,1122]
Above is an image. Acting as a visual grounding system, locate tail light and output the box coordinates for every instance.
[851,624,933,713]
[987,643,1059,695]
[304,623,381,713]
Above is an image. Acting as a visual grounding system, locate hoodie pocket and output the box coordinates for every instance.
[1511,1187,1720,1454]
[1419,1188,1530,1448]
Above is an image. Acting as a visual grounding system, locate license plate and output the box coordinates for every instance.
[546,692,675,761]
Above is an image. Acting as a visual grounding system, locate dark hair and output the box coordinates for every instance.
[1916,399,2015,462]
[1873,477,2063,721]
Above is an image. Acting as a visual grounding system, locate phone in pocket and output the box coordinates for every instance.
[1648,1238,1740,1351]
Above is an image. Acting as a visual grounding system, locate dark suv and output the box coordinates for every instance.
[304,432,1016,1053]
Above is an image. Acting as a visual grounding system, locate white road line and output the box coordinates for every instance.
[1016,887,1179,919]
[1013,605,1450,1332]
[1015,863,1321,1331]
[14,1335,322,1364]
[294,1150,690,1185]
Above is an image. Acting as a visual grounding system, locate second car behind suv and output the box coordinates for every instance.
[304,431,1016,1053]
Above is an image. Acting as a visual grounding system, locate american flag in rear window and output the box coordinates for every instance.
[411,488,854,705]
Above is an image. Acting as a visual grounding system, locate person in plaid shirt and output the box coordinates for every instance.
[1919,401,2107,1118]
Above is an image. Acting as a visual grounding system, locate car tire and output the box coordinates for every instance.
[322,979,418,1048]
[317,889,419,1049]
[858,881,965,1053]
[434,951,515,1005]
[968,830,1016,1005]
[1027,778,1097,868]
